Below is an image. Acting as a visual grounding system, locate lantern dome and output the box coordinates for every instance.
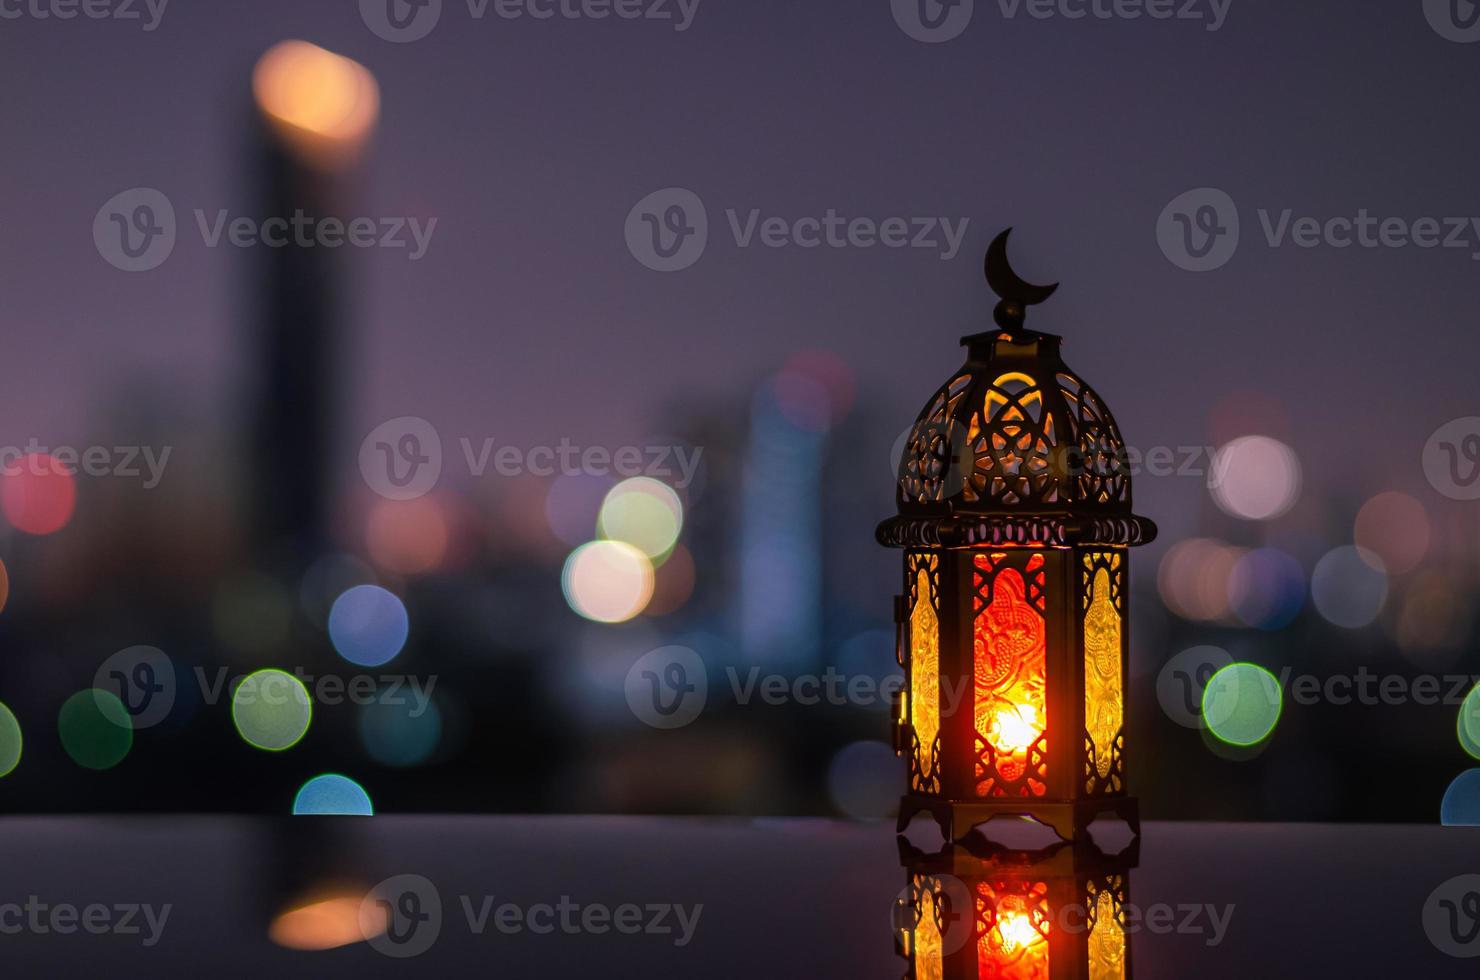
[878,230,1157,551]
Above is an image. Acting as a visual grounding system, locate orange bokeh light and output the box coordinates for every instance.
[269,893,384,951]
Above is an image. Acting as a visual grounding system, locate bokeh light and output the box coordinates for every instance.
[1395,572,1472,660]
[826,740,903,819]
[58,690,132,770]
[1460,684,1480,761]
[359,697,442,768]
[1202,663,1282,747]
[772,350,855,433]
[1441,770,1480,826]
[366,497,448,575]
[562,540,654,623]
[1156,538,1244,622]
[328,585,409,667]
[232,669,312,752]
[1227,548,1305,630]
[0,701,21,778]
[1209,435,1301,521]
[0,556,10,615]
[293,774,374,815]
[598,478,683,562]
[1353,491,1430,576]
[1,453,76,535]
[252,40,379,166]
[270,893,380,951]
[1311,546,1388,629]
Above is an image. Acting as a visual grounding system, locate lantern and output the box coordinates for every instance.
[894,839,1136,980]
[880,229,1156,844]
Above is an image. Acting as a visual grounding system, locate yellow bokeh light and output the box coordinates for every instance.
[562,540,654,623]
[252,40,379,167]
[598,477,683,561]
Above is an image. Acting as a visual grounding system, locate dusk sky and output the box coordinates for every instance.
[0,0,1476,546]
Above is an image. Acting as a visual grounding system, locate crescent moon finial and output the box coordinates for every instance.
[984,228,1058,333]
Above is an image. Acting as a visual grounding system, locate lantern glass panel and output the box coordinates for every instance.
[914,881,945,980]
[975,879,1050,978]
[1082,551,1126,790]
[972,552,1048,798]
[1088,879,1128,980]
[909,554,942,795]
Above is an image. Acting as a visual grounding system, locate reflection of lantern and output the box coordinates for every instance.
[881,230,1155,843]
[895,841,1136,980]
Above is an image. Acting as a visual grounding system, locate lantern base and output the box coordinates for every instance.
[897,794,1139,849]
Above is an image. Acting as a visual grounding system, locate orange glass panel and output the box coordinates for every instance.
[910,558,941,792]
[1083,555,1124,781]
[973,554,1047,796]
[976,881,1050,980]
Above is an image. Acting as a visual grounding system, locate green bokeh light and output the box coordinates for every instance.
[1202,662,1282,747]
[1459,684,1480,761]
[232,669,312,752]
[58,689,132,770]
[0,701,21,777]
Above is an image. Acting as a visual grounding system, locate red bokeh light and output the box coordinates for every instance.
[2,453,77,536]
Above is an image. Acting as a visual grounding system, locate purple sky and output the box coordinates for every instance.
[1,0,1477,546]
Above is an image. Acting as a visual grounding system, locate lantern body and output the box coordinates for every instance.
[895,845,1135,980]
[880,280,1154,843]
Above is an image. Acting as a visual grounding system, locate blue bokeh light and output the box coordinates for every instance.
[328,585,409,667]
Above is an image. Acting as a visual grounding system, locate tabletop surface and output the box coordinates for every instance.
[0,815,1476,977]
